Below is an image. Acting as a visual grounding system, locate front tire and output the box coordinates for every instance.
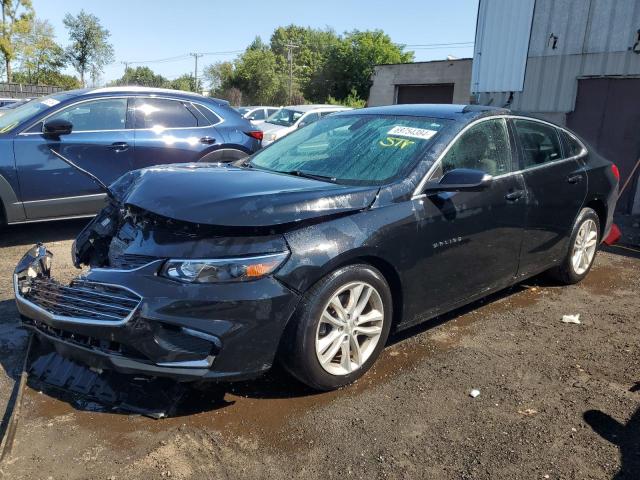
[548,207,600,284]
[280,264,393,391]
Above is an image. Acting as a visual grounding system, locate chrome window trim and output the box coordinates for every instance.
[133,95,224,130]
[21,192,106,204]
[17,94,224,136]
[412,114,588,199]
[14,274,142,326]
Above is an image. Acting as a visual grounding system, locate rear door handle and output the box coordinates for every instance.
[200,136,216,144]
[109,142,129,152]
[505,190,525,201]
[567,174,583,184]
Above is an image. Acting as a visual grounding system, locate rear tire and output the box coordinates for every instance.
[548,207,600,285]
[279,264,392,391]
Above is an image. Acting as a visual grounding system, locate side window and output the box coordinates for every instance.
[434,118,512,178]
[301,112,320,126]
[249,109,266,120]
[192,103,221,125]
[134,98,199,129]
[514,119,563,169]
[267,108,279,117]
[47,98,128,132]
[562,131,584,157]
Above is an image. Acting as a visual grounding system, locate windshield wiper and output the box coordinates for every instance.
[283,170,337,183]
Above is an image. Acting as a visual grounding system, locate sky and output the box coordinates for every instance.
[31,0,479,85]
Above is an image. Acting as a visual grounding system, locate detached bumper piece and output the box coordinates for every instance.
[29,350,189,419]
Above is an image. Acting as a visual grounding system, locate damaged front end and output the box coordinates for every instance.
[14,201,301,381]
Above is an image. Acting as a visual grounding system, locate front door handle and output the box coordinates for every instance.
[567,174,583,184]
[109,142,129,152]
[200,136,216,144]
[505,190,525,201]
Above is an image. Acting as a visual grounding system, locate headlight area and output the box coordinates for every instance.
[159,252,290,283]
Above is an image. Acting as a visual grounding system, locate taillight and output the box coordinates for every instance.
[611,164,620,181]
[245,131,263,141]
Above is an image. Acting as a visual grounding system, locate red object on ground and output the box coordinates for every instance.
[604,223,621,245]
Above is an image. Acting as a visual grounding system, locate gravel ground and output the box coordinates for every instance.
[0,219,639,480]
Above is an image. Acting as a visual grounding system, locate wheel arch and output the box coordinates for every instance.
[306,251,405,331]
[584,197,607,236]
[197,147,250,163]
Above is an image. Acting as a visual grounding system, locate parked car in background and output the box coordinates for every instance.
[0,97,21,108]
[261,104,352,146]
[237,105,280,125]
[13,104,619,391]
[0,98,33,117]
[0,86,262,225]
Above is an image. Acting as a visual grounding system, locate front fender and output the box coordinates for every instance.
[0,172,25,223]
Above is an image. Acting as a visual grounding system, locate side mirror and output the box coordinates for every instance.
[43,119,73,139]
[423,168,492,194]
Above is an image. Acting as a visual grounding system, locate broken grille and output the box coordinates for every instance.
[24,278,141,323]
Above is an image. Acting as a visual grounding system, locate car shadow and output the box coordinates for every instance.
[584,403,640,479]
[601,244,640,260]
[18,280,541,419]
[0,218,89,248]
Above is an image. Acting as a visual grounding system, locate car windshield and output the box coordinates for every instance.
[265,108,304,127]
[250,114,448,185]
[0,92,74,134]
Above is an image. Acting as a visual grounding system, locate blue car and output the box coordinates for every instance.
[0,87,262,224]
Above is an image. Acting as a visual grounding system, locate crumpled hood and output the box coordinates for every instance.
[110,164,379,227]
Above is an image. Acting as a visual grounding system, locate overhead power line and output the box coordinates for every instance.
[122,50,244,66]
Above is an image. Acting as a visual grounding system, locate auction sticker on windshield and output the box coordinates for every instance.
[387,126,437,141]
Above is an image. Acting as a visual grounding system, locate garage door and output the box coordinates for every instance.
[396,84,454,104]
[567,78,640,214]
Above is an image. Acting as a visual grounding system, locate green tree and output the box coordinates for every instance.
[12,70,80,89]
[17,19,66,84]
[110,66,168,88]
[203,60,233,95]
[324,30,413,101]
[0,0,33,82]
[270,25,340,102]
[63,10,114,87]
[169,73,197,92]
[231,48,281,105]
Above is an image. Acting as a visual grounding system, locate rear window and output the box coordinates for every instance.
[562,131,584,157]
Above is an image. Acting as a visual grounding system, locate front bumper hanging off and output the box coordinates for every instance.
[13,244,301,381]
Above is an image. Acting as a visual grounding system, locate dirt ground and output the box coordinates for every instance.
[0,219,639,480]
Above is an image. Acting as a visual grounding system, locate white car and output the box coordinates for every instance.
[261,105,352,146]
[237,106,281,126]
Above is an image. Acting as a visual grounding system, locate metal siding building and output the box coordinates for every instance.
[473,0,640,214]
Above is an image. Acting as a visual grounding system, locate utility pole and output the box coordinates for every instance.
[285,43,299,104]
[190,53,204,93]
[121,61,130,75]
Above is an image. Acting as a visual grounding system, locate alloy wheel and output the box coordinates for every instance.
[315,281,385,376]
[571,218,598,275]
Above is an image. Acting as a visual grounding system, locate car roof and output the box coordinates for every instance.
[63,86,230,106]
[285,104,352,113]
[342,104,509,121]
